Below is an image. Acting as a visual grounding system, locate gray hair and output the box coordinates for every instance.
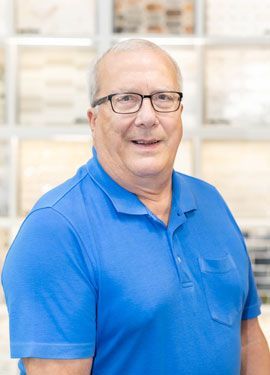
[88,39,183,106]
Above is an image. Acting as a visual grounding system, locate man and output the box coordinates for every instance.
[2,39,270,374]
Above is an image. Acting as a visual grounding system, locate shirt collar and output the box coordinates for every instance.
[86,147,197,217]
[167,170,197,232]
[172,170,197,216]
[86,148,148,215]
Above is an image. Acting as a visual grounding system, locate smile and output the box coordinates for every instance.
[132,140,160,145]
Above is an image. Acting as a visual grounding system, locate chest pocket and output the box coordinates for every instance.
[199,254,243,326]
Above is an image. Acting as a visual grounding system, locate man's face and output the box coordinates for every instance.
[87,49,183,183]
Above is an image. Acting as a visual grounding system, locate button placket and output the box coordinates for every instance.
[166,231,193,288]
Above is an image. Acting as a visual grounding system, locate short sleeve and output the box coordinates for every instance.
[241,257,262,320]
[1,207,97,359]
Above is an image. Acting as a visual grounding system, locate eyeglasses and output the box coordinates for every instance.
[92,91,183,114]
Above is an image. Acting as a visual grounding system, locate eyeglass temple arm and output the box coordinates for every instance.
[92,95,110,107]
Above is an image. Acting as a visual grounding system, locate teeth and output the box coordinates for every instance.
[135,140,158,144]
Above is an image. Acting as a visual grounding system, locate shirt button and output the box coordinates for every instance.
[176,256,181,263]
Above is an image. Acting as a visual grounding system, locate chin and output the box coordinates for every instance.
[129,163,169,178]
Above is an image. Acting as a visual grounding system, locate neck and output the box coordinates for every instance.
[105,165,173,226]
[94,148,174,225]
[137,181,172,225]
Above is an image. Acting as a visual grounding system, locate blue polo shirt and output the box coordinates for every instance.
[2,149,261,374]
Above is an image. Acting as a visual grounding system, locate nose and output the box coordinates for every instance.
[134,97,158,128]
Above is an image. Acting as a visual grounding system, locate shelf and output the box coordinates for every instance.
[200,127,270,140]
[18,138,92,216]
[15,0,96,36]
[0,125,91,138]
[111,34,203,46]
[204,36,270,46]
[201,140,270,220]
[6,36,96,47]
[1,35,270,49]
[0,0,269,305]
[113,0,195,35]
[205,47,270,128]
[111,34,270,46]
[205,0,270,37]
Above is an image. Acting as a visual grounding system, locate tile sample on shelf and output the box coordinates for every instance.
[0,49,4,124]
[19,139,92,217]
[114,0,195,34]
[206,0,270,36]
[164,47,197,128]
[201,141,270,220]
[0,141,9,216]
[174,140,193,175]
[0,0,7,35]
[16,0,96,35]
[205,48,270,127]
[0,228,9,304]
[243,226,270,304]
[18,47,96,126]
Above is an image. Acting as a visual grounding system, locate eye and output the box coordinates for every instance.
[155,93,174,101]
[117,94,137,103]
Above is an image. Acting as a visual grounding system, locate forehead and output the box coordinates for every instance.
[97,49,178,93]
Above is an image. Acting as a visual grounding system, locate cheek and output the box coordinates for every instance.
[95,117,129,151]
[166,119,182,140]
[159,112,182,132]
[103,116,133,142]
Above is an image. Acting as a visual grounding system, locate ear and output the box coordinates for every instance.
[87,107,97,134]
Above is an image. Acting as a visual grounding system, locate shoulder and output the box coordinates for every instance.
[32,163,89,212]
[174,170,236,221]
[2,162,98,293]
[174,170,219,198]
[175,171,245,240]
[6,162,94,264]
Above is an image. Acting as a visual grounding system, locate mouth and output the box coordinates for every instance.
[131,139,160,146]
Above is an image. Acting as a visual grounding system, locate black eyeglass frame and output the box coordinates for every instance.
[91,91,183,114]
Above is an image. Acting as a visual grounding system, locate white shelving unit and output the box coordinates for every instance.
[0,1,270,373]
[0,0,270,289]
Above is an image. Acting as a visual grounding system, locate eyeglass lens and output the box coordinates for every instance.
[111,92,181,113]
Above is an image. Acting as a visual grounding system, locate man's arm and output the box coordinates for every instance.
[23,358,93,375]
[241,317,270,374]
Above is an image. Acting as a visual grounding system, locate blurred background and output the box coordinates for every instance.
[0,0,270,373]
